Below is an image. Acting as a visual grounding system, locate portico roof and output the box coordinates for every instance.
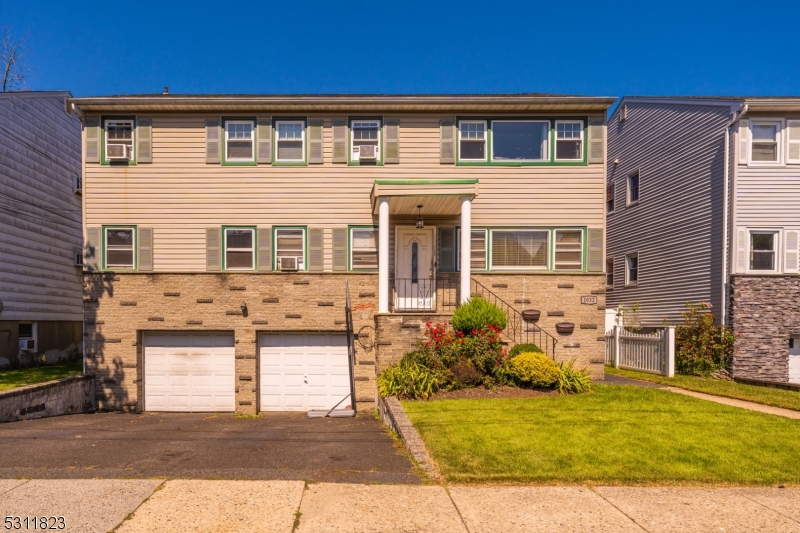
[370,179,478,216]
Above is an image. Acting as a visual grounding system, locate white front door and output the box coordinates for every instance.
[790,336,800,384]
[395,227,435,311]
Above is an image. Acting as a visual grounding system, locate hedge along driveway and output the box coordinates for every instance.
[402,385,800,485]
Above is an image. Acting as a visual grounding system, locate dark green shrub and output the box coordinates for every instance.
[555,360,592,394]
[376,358,444,400]
[675,302,734,375]
[508,343,542,357]
[448,360,482,387]
[451,296,507,334]
[507,352,559,387]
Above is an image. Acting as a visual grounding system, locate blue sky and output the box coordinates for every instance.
[2,0,798,101]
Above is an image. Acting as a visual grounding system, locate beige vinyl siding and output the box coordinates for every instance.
[0,92,83,321]
[84,113,605,272]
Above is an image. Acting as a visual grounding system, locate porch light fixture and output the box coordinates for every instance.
[415,205,424,229]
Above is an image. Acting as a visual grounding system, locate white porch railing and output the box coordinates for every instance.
[605,326,675,377]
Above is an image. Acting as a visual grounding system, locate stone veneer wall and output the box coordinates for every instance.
[83,273,379,413]
[729,275,800,382]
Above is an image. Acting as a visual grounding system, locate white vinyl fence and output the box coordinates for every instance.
[605,326,675,377]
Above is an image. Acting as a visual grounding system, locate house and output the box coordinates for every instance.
[0,91,83,369]
[69,93,615,413]
[606,96,800,384]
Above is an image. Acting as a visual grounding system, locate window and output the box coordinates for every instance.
[351,228,378,270]
[224,228,255,270]
[457,229,488,271]
[275,228,305,270]
[458,121,487,161]
[751,121,781,163]
[554,230,583,270]
[627,171,640,204]
[491,121,549,161]
[351,120,380,161]
[606,182,615,212]
[18,323,33,340]
[225,120,254,162]
[490,230,549,269]
[104,119,134,160]
[555,121,583,161]
[275,121,305,162]
[606,258,614,287]
[749,231,777,271]
[105,227,135,269]
[625,253,638,285]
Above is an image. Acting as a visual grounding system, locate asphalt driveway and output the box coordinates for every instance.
[0,412,419,483]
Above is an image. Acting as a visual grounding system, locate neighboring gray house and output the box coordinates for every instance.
[0,91,83,368]
[606,96,800,384]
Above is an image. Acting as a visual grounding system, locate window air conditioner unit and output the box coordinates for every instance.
[279,256,299,271]
[74,250,83,267]
[18,339,36,352]
[357,144,377,160]
[107,144,129,160]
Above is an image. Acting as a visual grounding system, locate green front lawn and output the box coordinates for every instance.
[606,366,800,412]
[0,361,83,392]
[403,385,800,485]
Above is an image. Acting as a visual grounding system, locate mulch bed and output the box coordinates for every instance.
[421,385,558,401]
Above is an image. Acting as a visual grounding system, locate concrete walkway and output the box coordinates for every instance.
[2,479,800,532]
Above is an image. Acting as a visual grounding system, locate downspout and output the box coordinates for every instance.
[722,104,748,327]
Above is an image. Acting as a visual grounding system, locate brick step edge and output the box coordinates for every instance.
[378,396,441,480]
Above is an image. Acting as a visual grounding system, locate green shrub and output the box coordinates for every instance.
[508,343,542,357]
[507,352,559,388]
[555,360,592,394]
[675,302,734,375]
[448,360,483,387]
[451,296,507,334]
[377,358,443,400]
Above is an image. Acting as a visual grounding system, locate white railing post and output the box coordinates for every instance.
[665,326,676,377]
[613,325,620,369]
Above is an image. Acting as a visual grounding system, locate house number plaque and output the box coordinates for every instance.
[581,296,597,305]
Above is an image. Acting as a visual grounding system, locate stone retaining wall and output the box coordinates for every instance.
[0,375,95,423]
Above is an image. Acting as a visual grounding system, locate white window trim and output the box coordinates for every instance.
[626,171,640,206]
[748,118,785,167]
[606,182,615,214]
[490,120,550,162]
[457,120,488,162]
[274,120,306,163]
[224,120,255,162]
[224,228,256,271]
[349,227,379,271]
[104,119,135,161]
[350,119,382,161]
[625,252,639,286]
[489,228,550,271]
[105,227,136,269]
[554,120,584,161]
[275,228,307,271]
[552,228,584,271]
[746,228,781,274]
[456,228,488,271]
[606,258,614,288]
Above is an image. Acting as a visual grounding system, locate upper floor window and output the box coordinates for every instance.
[224,228,255,270]
[458,121,487,161]
[555,121,583,161]
[749,231,777,271]
[275,121,305,162]
[751,121,781,163]
[225,120,254,162]
[351,227,378,270]
[492,120,549,162]
[105,119,134,161]
[627,171,640,205]
[352,120,380,162]
[105,227,135,269]
[606,258,614,287]
[606,182,615,213]
[625,253,638,286]
[275,228,305,271]
[490,229,549,270]
[553,229,583,270]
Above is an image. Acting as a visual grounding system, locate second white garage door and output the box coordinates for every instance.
[259,332,351,412]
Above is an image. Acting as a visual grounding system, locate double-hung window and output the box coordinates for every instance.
[606,182,615,212]
[456,229,488,271]
[555,121,583,161]
[490,230,549,269]
[275,121,305,162]
[606,258,614,287]
[749,231,778,271]
[224,228,255,270]
[458,121,487,161]
[625,253,638,286]
[105,227,135,269]
[275,228,305,271]
[351,120,380,161]
[104,119,134,161]
[627,171,640,204]
[225,120,254,162]
[350,228,378,270]
[750,121,781,164]
[554,229,583,270]
[491,120,549,162]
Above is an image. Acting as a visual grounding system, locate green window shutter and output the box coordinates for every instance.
[738,120,749,164]
[332,228,347,271]
[206,227,221,271]
[440,119,455,164]
[308,119,324,164]
[587,228,603,272]
[85,227,101,271]
[257,118,272,164]
[384,119,400,164]
[587,119,604,164]
[257,227,272,271]
[308,228,324,271]
[138,227,153,271]
[85,118,100,163]
[332,119,348,163]
[206,119,221,164]
[137,118,153,163]
[438,228,456,272]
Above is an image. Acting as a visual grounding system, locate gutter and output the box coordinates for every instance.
[721,104,747,326]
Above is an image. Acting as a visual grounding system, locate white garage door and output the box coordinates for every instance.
[144,332,235,412]
[259,332,352,412]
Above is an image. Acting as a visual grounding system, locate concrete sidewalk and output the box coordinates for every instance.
[2,479,800,533]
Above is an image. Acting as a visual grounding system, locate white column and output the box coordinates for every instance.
[378,197,390,313]
[460,196,472,304]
